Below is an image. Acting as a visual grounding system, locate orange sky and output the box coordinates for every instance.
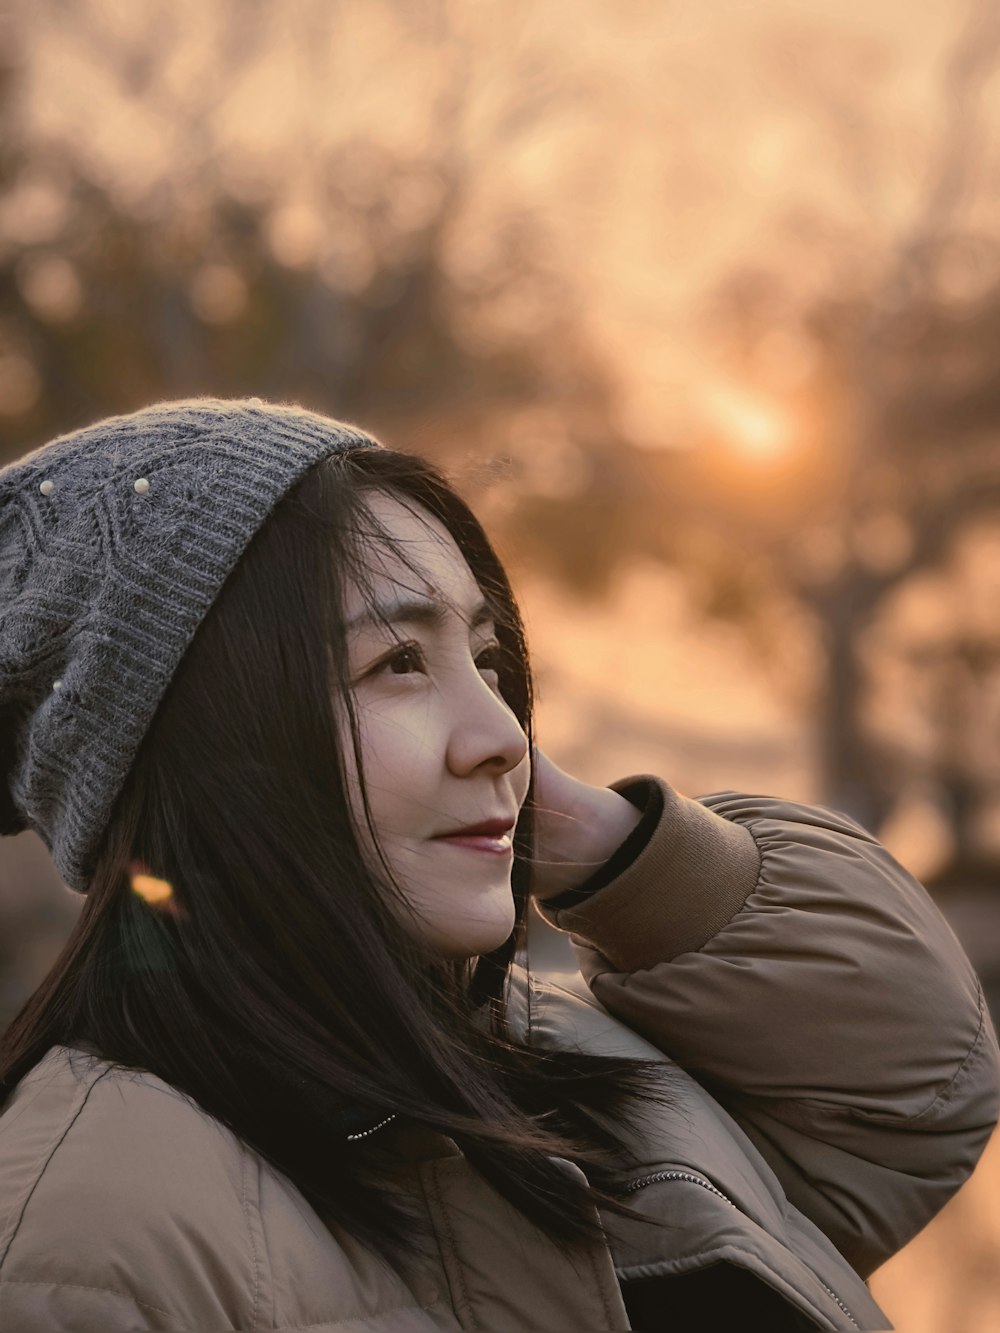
[12,0,1000,450]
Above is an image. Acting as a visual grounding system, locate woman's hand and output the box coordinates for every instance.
[528,747,643,901]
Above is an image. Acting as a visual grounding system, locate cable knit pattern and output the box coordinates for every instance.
[0,397,379,890]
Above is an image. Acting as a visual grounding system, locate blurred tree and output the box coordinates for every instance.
[0,0,668,602]
[3,0,1000,870]
[671,0,1000,862]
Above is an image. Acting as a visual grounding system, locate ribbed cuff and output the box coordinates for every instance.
[533,774,762,972]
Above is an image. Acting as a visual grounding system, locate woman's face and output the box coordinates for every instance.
[341,491,531,960]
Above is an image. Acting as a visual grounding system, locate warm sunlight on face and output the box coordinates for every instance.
[340,492,531,961]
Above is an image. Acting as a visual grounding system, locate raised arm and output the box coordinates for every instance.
[531,761,1000,1276]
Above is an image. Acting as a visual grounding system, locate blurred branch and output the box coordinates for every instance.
[864,0,1000,354]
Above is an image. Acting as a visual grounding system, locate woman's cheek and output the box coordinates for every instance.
[366,711,431,787]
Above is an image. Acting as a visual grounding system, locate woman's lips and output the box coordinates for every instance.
[431,832,513,854]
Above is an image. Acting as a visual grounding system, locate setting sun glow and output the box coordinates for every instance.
[703,383,795,460]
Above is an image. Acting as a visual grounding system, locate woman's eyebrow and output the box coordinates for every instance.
[347,595,496,633]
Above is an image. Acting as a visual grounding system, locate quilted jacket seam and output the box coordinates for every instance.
[716,985,990,1131]
[0,1276,196,1328]
[0,1064,117,1271]
[882,980,989,1126]
[423,1160,479,1330]
[690,809,995,1128]
[267,1300,451,1330]
[241,1147,262,1332]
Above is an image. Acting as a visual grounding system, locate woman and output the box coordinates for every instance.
[0,397,995,1332]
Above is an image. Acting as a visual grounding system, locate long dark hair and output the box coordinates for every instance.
[0,442,673,1280]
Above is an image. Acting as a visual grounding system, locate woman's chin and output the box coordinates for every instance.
[428,902,517,961]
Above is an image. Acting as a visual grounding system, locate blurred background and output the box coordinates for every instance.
[1,0,999,1325]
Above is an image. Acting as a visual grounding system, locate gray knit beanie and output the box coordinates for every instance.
[0,396,380,892]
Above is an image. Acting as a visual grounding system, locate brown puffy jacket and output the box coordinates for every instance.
[0,778,997,1331]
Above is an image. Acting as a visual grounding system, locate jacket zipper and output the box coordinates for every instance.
[620,1171,859,1329]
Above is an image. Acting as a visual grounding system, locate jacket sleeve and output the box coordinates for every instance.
[533,775,1000,1278]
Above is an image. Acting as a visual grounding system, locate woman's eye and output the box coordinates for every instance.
[368,641,502,682]
[476,643,503,675]
[383,644,426,675]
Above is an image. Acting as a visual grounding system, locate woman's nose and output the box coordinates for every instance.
[445,667,529,779]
